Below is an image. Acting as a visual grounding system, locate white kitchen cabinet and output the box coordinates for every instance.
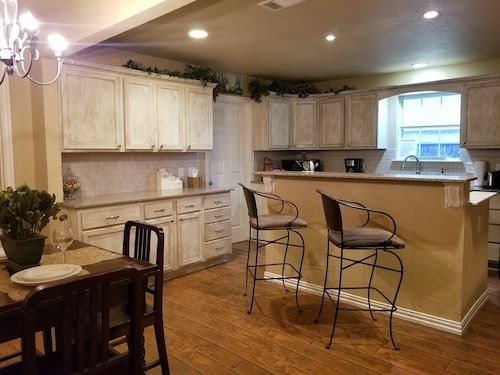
[123,77,156,151]
[144,200,176,271]
[291,98,318,149]
[60,67,124,151]
[461,79,500,148]
[185,85,214,150]
[176,196,203,267]
[156,81,185,151]
[81,225,125,254]
[318,96,345,149]
[251,95,291,150]
[344,92,378,149]
[203,193,232,260]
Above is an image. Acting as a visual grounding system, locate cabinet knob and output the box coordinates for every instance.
[159,144,164,149]
[151,144,155,149]
[154,208,166,213]
[105,215,120,220]
[116,145,121,149]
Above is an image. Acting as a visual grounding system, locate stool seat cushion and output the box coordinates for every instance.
[329,227,405,249]
[251,214,308,230]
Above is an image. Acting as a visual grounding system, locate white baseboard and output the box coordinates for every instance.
[264,271,490,335]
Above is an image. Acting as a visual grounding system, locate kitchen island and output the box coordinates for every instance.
[254,171,491,334]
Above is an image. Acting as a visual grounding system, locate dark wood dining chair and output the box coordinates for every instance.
[112,220,170,374]
[0,267,143,375]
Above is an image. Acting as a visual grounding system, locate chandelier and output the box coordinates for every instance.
[0,0,67,85]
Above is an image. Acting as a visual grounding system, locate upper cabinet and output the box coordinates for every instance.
[318,96,344,149]
[185,85,214,150]
[461,79,500,148]
[60,62,214,152]
[291,98,318,149]
[252,95,291,150]
[344,92,378,149]
[60,67,124,151]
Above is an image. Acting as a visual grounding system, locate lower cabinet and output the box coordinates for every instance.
[65,191,231,278]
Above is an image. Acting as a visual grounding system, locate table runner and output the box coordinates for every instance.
[0,246,121,301]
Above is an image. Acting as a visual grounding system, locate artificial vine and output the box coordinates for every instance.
[123,59,353,103]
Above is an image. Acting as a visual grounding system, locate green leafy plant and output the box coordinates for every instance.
[0,184,63,240]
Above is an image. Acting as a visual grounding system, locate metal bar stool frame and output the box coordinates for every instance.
[239,183,307,314]
[315,190,405,350]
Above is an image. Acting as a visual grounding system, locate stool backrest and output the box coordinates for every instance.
[317,190,343,233]
[239,183,258,219]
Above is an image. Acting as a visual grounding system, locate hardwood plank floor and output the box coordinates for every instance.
[159,241,500,374]
[1,241,499,374]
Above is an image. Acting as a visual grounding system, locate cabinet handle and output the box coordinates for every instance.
[151,144,155,149]
[159,144,164,149]
[214,200,223,204]
[184,204,195,208]
[215,246,224,250]
[214,214,223,218]
[215,228,224,233]
[105,215,120,220]
[154,208,166,213]
[116,145,121,149]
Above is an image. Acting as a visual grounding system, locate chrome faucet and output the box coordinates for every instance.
[401,155,420,174]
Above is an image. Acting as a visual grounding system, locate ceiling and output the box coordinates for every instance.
[22,0,500,82]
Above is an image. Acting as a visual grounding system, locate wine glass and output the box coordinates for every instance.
[52,227,74,264]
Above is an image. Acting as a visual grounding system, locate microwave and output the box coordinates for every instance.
[484,170,500,189]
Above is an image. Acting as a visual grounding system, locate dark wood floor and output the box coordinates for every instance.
[1,241,499,374]
[157,241,500,374]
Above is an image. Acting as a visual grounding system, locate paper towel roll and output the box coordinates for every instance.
[473,161,486,186]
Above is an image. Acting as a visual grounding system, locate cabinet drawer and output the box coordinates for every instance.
[204,193,231,209]
[205,207,231,224]
[177,197,202,214]
[490,209,500,225]
[145,200,174,219]
[205,220,231,241]
[205,237,232,259]
[489,224,500,243]
[80,205,141,230]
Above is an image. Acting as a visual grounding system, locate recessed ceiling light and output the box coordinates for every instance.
[188,29,208,39]
[325,34,336,42]
[423,10,439,19]
[412,62,428,69]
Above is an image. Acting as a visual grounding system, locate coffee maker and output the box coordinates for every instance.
[345,158,364,173]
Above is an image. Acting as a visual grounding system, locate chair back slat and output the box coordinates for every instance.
[317,190,343,233]
[239,183,258,219]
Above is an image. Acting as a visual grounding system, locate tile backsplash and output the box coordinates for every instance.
[62,152,202,197]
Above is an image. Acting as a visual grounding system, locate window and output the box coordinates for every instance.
[380,91,461,161]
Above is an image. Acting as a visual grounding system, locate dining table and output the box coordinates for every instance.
[0,240,159,345]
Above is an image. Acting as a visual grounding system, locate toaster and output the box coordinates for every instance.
[484,170,500,189]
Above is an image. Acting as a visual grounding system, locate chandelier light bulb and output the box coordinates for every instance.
[19,12,39,33]
[48,33,68,56]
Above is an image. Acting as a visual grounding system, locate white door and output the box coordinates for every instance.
[207,95,251,243]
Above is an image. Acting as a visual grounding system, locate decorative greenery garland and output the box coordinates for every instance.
[123,60,353,103]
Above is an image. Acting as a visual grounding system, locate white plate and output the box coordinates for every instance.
[11,264,82,286]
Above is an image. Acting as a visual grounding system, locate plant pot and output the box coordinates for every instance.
[0,235,46,274]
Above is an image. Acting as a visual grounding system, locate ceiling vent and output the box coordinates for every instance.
[258,0,307,12]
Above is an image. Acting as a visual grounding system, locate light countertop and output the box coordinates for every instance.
[254,170,476,183]
[62,186,234,209]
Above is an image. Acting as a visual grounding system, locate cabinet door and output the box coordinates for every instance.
[81,224,125,254]
[345,93,377,149]
[461,80,500,148]
[145,216,177,272]
[60,67,124,151]
[291,98,318,148]
[177,211,203,266]
[157,82,185,151]
[319,96,345,148]
[123,77,156,150]
[269,96,291,149]
[185,85,213,150]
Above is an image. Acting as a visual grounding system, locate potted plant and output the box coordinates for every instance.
[0,184,62,272]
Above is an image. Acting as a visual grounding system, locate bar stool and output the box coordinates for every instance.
[239,183,307,313]
[315,190,405,349]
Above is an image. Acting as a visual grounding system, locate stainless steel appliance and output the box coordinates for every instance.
[484,170,500,189]
[345,158,363,173]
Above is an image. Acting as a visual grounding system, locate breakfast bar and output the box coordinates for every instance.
[254,171,492,334]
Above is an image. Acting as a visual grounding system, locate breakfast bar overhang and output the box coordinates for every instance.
[254,171,493,334]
